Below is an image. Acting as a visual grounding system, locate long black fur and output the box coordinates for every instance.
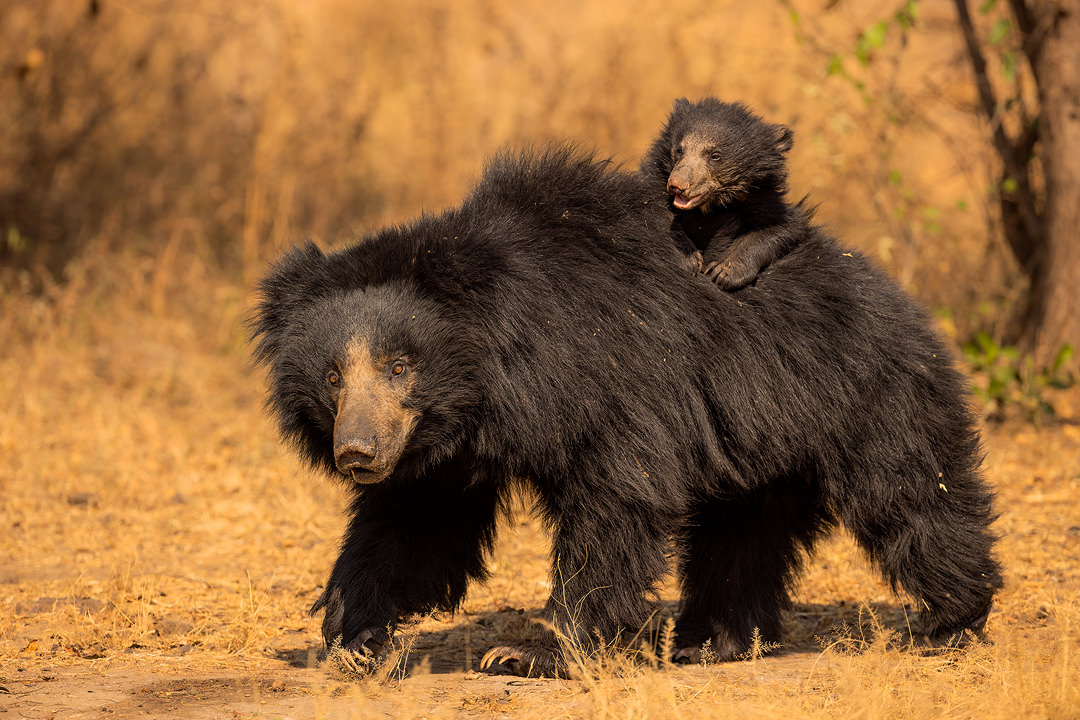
[251,144,1001,671]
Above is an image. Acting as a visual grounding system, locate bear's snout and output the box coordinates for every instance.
[333,399,383,481]
[335,439,377,473]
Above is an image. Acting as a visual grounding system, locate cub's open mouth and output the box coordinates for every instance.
[672,191,705,210]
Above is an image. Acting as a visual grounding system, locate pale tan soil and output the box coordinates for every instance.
[3,414,1079,718]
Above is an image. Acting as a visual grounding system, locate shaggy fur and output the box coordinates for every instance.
[251,145,1001,675]
[642,97,806,290]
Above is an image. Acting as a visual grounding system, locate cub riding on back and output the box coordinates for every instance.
[643,97,807,290]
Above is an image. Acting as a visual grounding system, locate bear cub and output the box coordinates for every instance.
[642,97,805,290]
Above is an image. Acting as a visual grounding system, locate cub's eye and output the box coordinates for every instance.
[390,361,406,377]
[327,370,341,387]
[710,151,723,161]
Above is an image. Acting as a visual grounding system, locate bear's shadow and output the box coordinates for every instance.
[271,600,923,675]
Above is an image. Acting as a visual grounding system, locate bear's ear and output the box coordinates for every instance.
[249,242,327,364]
[671,97,693,114]
[773,124,794,154]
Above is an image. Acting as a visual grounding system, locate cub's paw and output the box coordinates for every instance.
[685,250,704,276]
[704,257,758,290]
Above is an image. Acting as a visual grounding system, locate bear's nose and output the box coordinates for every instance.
[335,439,377,473]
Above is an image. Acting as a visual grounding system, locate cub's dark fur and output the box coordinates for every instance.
[642,97,805,290]
[252,144,1001,676]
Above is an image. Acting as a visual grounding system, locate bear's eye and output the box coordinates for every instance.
[327,370,341,388]
[390,361,406,378]
[710,150,723,162]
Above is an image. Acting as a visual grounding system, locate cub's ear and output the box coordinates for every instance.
[249,242,327,364]
[773,124,794,154]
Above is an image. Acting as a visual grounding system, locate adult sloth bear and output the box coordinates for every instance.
[251,145,1000,676]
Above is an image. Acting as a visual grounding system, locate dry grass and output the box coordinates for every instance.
[3,0,1028,335]
[2,1,1078,717]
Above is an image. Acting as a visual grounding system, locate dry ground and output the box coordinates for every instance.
[1,250,1078,720]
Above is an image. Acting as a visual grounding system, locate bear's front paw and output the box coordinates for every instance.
[342,626,391,658]
[480,644,560,678]
[324,629,387,678]
[704,257,758,290]
[312,583,393,656]
[324,627,394,679]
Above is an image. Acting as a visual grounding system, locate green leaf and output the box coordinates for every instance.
[1001,50,1017,82]
[989,18,1011,45]
[1052,344,1074,373]
[889,169,903,186]
[867,21,890,48]
[826,53,845,76]
[956,199,969,211]
[1049,377,1075,390]
[979,0,999,13]
[895,1,919,29]
[856,21,890,65]
[1001,176,1019,193]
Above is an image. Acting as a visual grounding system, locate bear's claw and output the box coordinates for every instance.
[479,645,557,677]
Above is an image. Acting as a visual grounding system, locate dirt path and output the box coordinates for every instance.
[0,646,859,719]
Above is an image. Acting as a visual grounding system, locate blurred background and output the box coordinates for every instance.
[0,0,1076,416]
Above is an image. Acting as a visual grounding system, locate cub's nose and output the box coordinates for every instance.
[667,172,691,195]
[335,439,377,472]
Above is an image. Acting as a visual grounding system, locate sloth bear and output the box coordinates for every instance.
[642,97,806,290]
[251,145,1000,676]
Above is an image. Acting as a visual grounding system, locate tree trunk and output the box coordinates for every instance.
[1021,0,1080,363]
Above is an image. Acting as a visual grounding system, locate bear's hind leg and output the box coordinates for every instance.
[481,476,678,677]
[676,481,829,662]
[835,459,1001,646]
